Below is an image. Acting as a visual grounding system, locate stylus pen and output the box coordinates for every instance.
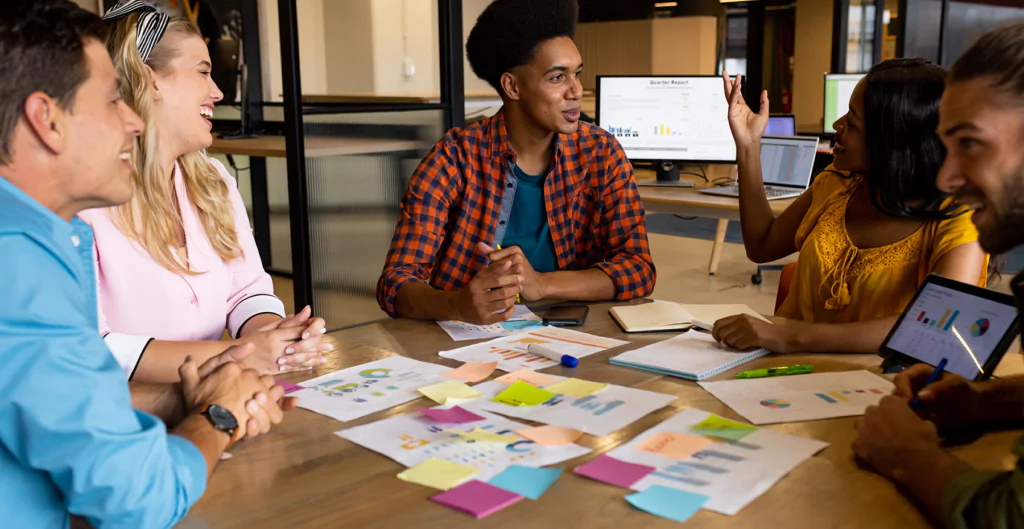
[910,357,948,410]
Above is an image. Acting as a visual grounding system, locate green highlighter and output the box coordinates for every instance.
[735,365,814,379]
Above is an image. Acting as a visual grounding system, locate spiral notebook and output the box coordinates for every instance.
[609,331,769,381]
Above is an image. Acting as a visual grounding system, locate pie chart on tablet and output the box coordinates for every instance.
[972,318,991,337]
[760,399,791,409]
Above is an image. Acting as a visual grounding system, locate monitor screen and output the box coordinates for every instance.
[765,116,796,136]
[823,73,866,134]
[597,76,736,162]
[760,136,818,188]
[884,280,1018,379]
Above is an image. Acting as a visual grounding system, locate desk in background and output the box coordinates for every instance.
[179,300,1023,528]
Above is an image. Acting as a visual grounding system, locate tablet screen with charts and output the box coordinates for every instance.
[879,274,1020,381]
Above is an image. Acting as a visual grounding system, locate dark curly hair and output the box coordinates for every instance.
[0,0,108,163]
[466,0,579,94]
[857,58,961,219]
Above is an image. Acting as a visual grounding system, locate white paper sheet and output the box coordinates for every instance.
[439,327,629,372]
[464,376,677,436]
[698,370,895,425]
[607,408,828,515]
[336,409,591,481]
[293,356,452,422]
[436,305,543,341]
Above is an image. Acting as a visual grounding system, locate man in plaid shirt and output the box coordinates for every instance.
[377,0,655,324]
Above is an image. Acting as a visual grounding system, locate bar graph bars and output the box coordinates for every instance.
[915,309,960,331]
[571,395,625,416]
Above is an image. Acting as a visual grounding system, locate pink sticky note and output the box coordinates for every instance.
[275,379,303,394]
[431,480,524,518]
[419,406,486,424]
[494,369,559,387]
[443,361,498,383]
[574,454,656,488]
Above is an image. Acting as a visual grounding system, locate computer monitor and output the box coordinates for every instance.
[596,76,736,164]
[823,73,866,134]
[760,136,818,188]
[766,115,796,136]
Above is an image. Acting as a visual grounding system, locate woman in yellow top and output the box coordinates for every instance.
[713,59,987,353]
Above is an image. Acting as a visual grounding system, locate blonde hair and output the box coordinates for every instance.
[106,15,239,274]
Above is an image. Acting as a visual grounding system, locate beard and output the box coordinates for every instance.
[976,165,1024,255]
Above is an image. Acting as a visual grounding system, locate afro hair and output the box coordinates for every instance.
[466,0,579,94]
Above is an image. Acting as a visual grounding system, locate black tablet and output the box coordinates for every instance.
[879,274,1019,381]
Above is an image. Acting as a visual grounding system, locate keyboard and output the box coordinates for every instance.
[699,185,803,200]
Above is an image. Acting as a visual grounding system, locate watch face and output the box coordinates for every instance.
[208,405,239,430]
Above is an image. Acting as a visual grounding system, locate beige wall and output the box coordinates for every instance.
[74,0,99,13]
[793,0,834,132]
[652,16,718,75]
[324,0,375,93]
[371,0,439,94]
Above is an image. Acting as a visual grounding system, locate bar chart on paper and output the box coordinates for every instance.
[698,371,895,424]
[439,328,628,372]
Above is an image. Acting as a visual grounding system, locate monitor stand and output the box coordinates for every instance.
[220,54,258,140]
[655,161,680,182]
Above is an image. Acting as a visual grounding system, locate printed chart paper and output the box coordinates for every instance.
[698,370,895,425]
[607,408,828,515]
[440,327,628,372]
[465,375,676,436]
[337,409,591,481]
[293,356,450,422]
[437,305,543,341]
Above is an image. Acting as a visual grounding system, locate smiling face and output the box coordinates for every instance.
[504,36,583,135]
[831,77,870,172]
[149,33,223,157]
[937,78,1024,255]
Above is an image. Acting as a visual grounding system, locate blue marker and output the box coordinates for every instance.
[527,344,579,367]
[911,358,948,410]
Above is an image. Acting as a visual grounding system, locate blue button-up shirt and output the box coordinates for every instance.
[0,177,207,528]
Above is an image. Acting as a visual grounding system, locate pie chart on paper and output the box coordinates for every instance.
[759,399,791,409]
[971,318,991,337]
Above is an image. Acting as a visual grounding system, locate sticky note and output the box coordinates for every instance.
[431,480,524,518]
[494,369,559,387]
[492,381,556,407]
[543,378,607,397]
[514,425,583,446]
[418,380,483,405]
[419,406,486,424]
[274,379,303,394]
[489,465,563,500]
[574,454,656,488]
[446,428,520,445]
[396,458,480,491]
[500,320,543,331]
[442,361,498,383]
[636,432,711,460]
[689,413,758,442]
[625,485,709,523]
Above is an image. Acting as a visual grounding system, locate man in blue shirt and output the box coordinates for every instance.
[0,2,294,527]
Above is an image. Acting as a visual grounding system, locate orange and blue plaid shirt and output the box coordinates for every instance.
[376,109,656,316]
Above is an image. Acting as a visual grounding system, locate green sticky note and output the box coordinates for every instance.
[689,413,758,442]
[492,381,556,407]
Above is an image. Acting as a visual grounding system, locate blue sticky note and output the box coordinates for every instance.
[625,485,709,523]
[500,320,543,331]
[488,465,563,500]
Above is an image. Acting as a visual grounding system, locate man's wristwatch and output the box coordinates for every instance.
[200,404,239,440]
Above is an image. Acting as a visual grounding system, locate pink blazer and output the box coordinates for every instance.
[78,157,284,378]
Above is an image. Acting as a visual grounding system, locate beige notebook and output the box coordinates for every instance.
[609,302,770,333]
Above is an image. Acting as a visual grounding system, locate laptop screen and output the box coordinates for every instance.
[884,278,1018,379]
[760,136,818,188]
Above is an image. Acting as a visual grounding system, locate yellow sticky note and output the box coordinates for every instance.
[543,378,607,397]
[492,381,556,407]
[396,458,480,491]
[514,425,584,446]
[446,428,520,444]
[494,369,559,387]
[637,432,711,460]
[418,380,483,405]
[442,361,498,383]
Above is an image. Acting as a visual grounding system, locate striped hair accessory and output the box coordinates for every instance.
[102,0,169,62]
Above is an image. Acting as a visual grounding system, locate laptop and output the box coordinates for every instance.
[700,135,818,200]
[879,274,1020,381]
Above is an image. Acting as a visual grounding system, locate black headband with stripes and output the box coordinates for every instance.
[102,0,169,62]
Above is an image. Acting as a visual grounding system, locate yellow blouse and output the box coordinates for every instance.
[776,167,985,323]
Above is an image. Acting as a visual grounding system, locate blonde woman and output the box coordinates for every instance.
[80,1,328,382]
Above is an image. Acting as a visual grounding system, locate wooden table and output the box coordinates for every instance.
[636,166,797,275]
[180,301,1023,528]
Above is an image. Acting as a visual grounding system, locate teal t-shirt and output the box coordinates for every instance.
[503,164,558,273]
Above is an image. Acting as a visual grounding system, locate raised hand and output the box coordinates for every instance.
[722,70,769,149]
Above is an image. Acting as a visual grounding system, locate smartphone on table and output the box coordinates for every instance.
[543,303,589,326]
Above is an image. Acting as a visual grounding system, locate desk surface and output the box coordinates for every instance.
[208,135,432,159]
[181,301,1022,529]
